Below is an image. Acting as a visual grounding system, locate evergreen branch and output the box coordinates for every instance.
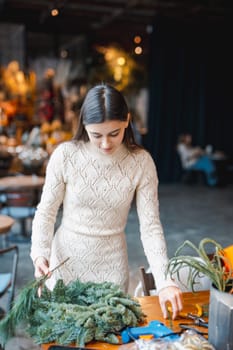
[0,258,70,346]
[0,273,145,347]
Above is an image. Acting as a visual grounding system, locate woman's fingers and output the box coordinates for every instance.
[34,256,50,278]
[34,257,50,297]
[159,286,183,320]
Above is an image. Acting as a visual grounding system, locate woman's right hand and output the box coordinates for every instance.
[34,256,50,278]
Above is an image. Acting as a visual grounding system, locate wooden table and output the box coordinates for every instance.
[41,290,210,350]
[0,175,45,242]
[0,214,15,234]
[0,174,45,207]
[0,214,15,247]
[0,175,45,191]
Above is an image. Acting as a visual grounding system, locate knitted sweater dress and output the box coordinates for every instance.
[30,140,176,292]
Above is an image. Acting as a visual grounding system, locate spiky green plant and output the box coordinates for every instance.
[167,238,233,292]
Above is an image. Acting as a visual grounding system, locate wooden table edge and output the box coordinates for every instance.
[0,214,15,234]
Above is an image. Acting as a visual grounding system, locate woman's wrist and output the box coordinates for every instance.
[34,256,48,267]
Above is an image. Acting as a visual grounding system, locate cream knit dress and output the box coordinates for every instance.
[30,140,176,293]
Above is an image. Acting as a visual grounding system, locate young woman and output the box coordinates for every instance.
[31,83,183,319]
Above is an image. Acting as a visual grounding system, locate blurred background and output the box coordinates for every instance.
[1,0,233,182]
[1,3,233,348]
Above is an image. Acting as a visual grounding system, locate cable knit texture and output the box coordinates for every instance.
[31,141,176,292]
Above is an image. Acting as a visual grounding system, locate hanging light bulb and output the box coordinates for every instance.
[134,46,143,55]
[51,7,59,16]
[134,35,142,44]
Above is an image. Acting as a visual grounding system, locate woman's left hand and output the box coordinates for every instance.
[158,286,183,320]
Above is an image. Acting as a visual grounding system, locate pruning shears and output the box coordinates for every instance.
[179,312,208,331]
[168,303,208,335]
[178,323,208,336]
[168,303,203,319]
[179,317,208,336]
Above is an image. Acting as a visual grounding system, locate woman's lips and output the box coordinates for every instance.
[101,147,113,153]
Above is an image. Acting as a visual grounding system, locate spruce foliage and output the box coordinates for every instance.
[0,277,145,347]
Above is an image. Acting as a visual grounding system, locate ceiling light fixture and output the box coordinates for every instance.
[51,8,59,16]
[134,46,142,55]
[134,35,142,44]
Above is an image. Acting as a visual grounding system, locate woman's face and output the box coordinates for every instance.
[85,119,128,155]
[185,134,192,145]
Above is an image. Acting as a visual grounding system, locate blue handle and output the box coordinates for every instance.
[121,320,180,343]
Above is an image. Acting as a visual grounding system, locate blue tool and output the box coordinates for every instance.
[121,320,180,343]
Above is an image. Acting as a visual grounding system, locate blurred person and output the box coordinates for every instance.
[177,133,218,186]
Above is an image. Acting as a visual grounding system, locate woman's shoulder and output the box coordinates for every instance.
[132,147,154,160]
[128,148,158,180]
[129,147,156,168]
[47,141,83,164]
[52,140,82,154]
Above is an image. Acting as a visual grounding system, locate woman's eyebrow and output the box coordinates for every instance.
[90,128,121,135]
[108,128,121,134]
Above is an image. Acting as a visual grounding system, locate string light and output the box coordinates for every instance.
[117,56,126,66]
[51,8,59,16]
[133,35,143,56]
[134,46,142,55]
[134,35,142,44]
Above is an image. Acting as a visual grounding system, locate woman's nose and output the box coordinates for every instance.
[101,137,110,147]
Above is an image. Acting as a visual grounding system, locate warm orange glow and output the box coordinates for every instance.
[114,67,122,82]
[0,60,37,121]
[134,35,142,44]
[105,50,114,61]
[134,46,143,55]
[95,44,143,91]
[51,8,59,16]
[117,57,126,66]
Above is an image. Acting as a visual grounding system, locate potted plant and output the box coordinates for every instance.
[167,238,233,350]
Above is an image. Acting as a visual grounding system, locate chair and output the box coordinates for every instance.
[138,266,156,296]
[0,245,19,319]
[0,189,36,240]
[176,149,205,185]
[181,169,205,185]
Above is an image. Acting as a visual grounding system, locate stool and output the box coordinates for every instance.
[0,215,15,248]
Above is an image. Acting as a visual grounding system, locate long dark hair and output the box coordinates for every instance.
[73,83,142,151]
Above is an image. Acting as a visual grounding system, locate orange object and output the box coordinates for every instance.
[139,334,154,340]
[168,303,203,318]
[221,245,233,274]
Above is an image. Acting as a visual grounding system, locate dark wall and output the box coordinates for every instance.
[144,16,233,183]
